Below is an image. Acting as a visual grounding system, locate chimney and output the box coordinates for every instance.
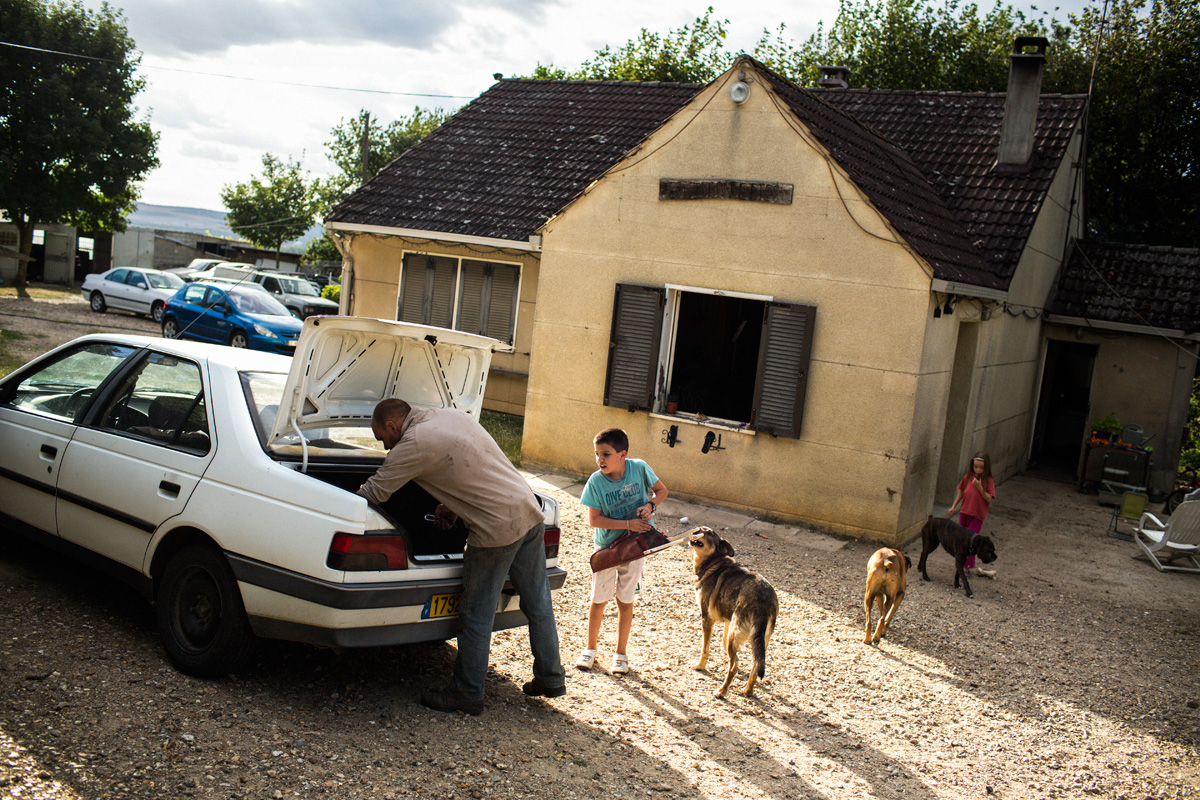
[817,65,851,89]
[997,36,1049,167]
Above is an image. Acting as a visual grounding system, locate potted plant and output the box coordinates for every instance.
[1091,412,1122,443]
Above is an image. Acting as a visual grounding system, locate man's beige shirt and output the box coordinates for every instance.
[356,407,543,548]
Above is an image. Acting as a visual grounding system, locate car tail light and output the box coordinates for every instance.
[543,526,560,560]
[327,532,409,571]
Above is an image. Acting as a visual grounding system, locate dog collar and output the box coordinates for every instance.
[968,533,981,554]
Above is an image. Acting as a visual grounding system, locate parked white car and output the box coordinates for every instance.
[0,318,564,676]
[80,267,185,323]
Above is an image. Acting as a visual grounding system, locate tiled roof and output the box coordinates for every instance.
[758,66,997,288]
[329,62,1086,292]
[326,80,703,241]
[814,88,1088,286]
[1049,240,1200,334]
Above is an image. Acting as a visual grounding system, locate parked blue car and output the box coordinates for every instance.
[161,282,303,353]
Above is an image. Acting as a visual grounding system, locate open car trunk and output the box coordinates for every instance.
[296,463,469,560]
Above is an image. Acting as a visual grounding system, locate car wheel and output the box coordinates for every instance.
[151,301,165,323]
[89,291,106,313]
[156,544,257,677]
[162,317,179,339]
[230,330,248,348]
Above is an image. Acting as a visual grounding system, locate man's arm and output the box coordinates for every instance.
[357,443,422,504]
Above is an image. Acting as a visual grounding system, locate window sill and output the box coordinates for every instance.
[648,412,755,435]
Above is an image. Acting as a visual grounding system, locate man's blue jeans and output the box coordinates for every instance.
[451,522,564,701]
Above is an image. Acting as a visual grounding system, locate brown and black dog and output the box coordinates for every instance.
[916,515,997,598]
[863,548,911,644]
[688,527,778,698]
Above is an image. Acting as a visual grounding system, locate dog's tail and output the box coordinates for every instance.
[751,624,768,679]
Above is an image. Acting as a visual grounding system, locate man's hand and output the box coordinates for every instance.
[432,504,457,530]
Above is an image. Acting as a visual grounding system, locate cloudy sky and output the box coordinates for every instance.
[80,0,1088,213]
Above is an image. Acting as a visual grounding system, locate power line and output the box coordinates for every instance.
[0,40,475,99]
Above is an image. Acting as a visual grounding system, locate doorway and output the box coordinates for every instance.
[1030,339,1097,475]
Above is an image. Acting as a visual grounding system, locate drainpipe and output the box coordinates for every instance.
[997,36,1049,168]
[330,229,352,315]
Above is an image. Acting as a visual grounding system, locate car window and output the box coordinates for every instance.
[242,371,384,457]
[279,277,319,296]
[146,272,183,290]
[96,353,210,454]
[183,284,208,304]
[4,343,138,421]
[108,269,129,283]
[228,287,290,316]
[128,272,148,288]
[263,277,279,292]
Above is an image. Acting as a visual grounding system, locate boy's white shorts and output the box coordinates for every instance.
[590,547,644,604]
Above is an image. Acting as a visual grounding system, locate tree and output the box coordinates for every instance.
[0,0,158,292]
[523,8,732,82]
[221,154,316,262]
[307,106,451,264]
[1066,0,1199,247]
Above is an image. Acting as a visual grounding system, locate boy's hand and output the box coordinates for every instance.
[637,503,654,520]
[627,517,653,533]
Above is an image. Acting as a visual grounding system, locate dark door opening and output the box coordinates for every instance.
[1031,339,1097,474]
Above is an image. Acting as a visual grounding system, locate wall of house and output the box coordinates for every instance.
[920,126,1086,512]
[340,234,540,416]
[522,67,938,542]
[1049,325,1197,494]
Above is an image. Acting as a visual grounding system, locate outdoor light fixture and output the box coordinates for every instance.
[729,81,750,104]
[942,297,956,315]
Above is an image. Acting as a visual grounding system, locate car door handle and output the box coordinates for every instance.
[158,480,181,498]
[39,444,57,459]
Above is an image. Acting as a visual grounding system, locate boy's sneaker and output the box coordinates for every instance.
[575,649,596,670]
[975,566,997,578]
[611,653,630,674]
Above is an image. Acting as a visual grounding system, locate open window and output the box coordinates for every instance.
[604,283,816,438]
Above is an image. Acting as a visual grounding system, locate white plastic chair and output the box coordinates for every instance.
[1132,500,1200,573]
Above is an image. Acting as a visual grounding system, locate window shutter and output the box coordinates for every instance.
[399,254,455,327]
[604,284,664,410]
[484,264,518,345]
[751,301,816,438]
[457,261,486,335]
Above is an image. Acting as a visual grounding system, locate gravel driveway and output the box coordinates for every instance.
[1,293,1198,800]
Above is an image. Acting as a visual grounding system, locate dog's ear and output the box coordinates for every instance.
[718,539,735,558]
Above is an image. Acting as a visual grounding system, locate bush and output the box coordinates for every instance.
[1180,378,1200,472]
[322,284,340,304]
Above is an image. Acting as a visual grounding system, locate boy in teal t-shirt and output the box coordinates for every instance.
[577,428,668,675]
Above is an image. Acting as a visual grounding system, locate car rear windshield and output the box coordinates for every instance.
[241,371,386,459]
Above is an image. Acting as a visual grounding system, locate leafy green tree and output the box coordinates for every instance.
[1065,0,1199,247]
[0,0,158,291]
[523,8,732,82]
[221,154,316,261]
[309,106,450,262]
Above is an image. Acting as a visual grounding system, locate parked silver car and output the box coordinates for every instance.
[80,267,185,322]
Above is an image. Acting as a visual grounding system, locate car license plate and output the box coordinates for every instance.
[422,593,460,619]
[286,339,297,347]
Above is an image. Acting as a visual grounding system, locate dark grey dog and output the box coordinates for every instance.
[916,515,997,598]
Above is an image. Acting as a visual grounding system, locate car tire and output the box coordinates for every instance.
[89,291,106,313]
[151,301,165,323]
[162,317,179,339]
[230,330,248,348]
[156,544,257,677]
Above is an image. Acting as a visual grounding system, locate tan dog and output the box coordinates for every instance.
[688,527,779,697]
[863,548,911,644]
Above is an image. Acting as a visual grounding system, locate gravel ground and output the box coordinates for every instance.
[1,292,1199,800]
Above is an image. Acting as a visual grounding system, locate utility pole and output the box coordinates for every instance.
[360,111,371,186]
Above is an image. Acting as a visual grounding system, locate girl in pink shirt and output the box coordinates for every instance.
[946,452,996,578]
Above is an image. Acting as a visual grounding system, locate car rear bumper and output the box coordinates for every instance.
[228,553,567,647]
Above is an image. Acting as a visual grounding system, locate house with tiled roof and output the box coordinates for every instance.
[326,41,1194,541]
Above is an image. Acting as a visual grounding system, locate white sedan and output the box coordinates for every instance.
[81,267,185,322]
[0,318,565,676]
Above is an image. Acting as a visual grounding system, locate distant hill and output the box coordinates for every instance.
[129,203,324,252]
